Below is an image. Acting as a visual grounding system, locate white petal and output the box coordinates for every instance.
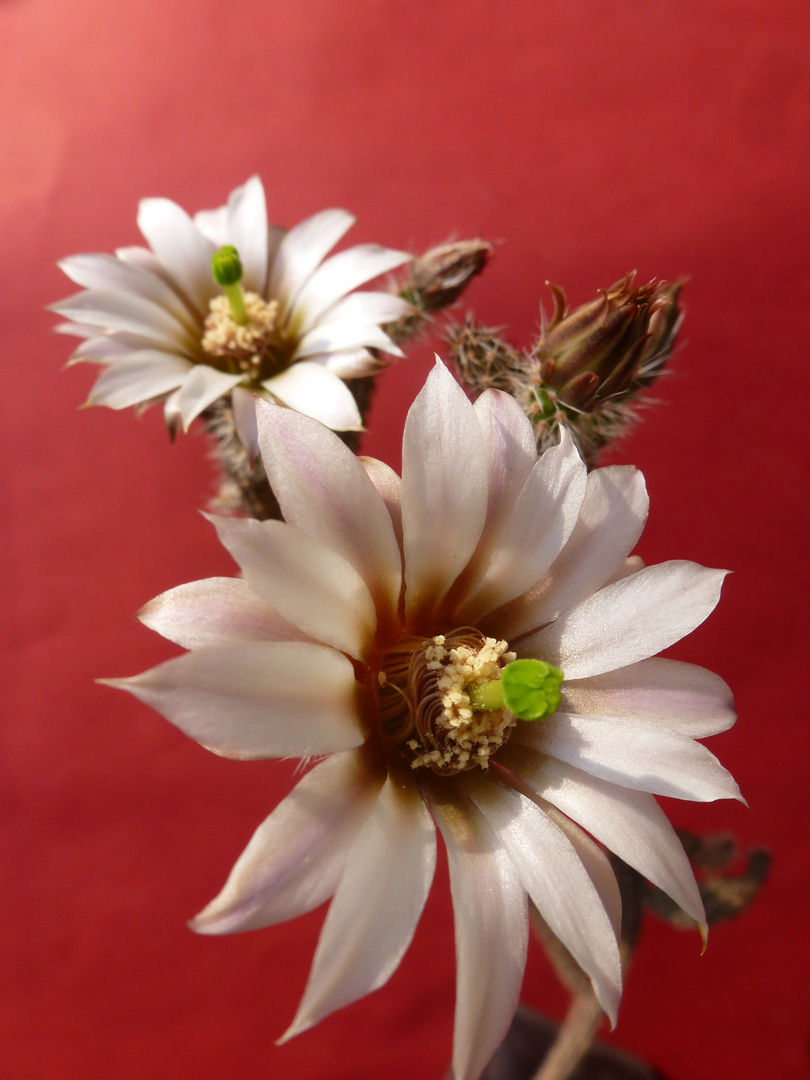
[523,561,730,680]
[58,253,197,333]
[320,348,380,379]
[137,577,314,649]
[105,642,364,759]
[464,773,621,1025]
[446,389,537,613]
[460,427,587,623]
[294,321,403,360]
[192,205,230,247]
[163,388,182,437]
[192,750,383,934]
[86,352,192,409]
[256,399,401,636]
[281,773,436,1040]
[207,515,377,662]
[68,335,135,364]
[504,747,705,924]
[137,197,218,314]
[270,208,355,316]
[316,290,412,328]
[429,785,528,1080]
[225,176,269,295]
[561,658,736,738]
[293,245,412,333]
[177,366,243,429]
[493,465,649,640]
[231,386,260,460]
[264,362,363,431]
[515,712,743,802]
[402,360,488,625]
[360,457,403,553]
[51,290,197,353]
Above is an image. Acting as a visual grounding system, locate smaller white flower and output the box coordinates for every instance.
[52,177,412,456]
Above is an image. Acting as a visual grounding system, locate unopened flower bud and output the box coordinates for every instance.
[536,272,682,411]
[407,240,494,312]
[449,273,685,467]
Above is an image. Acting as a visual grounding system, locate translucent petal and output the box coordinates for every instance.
[105,641,364,759]
[522,561,729,680]
[464,773,621,1025]
[281,773,435,1040]
[177,366,243,429]
[207,515,377,662]
[504,747,705,924]
[402,361,488,625]
[515,712,743,801]
[256,399,401,636]
[429,785,528,1080]
[192,750,383,934]
[137,576,315,649]
[560,658,736,738]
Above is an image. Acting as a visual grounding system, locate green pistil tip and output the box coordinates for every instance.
[469,659,564,722]
[211,245,248,325]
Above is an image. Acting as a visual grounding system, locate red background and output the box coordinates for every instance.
[2,1,808,1077]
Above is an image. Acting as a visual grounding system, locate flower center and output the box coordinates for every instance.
[376,628,517,775]
[201,293,282,381]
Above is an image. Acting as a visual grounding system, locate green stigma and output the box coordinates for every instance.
[211,245,248,325]
[468,658,564,721]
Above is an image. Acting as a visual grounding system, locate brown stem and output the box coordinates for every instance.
[527,858,644,1080]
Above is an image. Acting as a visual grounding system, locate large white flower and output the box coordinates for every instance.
[52,177,412,456]
[109,361,741,1080]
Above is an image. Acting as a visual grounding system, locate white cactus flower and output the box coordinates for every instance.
[108,360,741,1080]
[53,177,412,457]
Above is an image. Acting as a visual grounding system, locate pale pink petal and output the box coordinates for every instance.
[294,322,404,360]
[503,747,705,924]
[207,515,377,662]
[402,360,488,625]
[51,290,197,354]
[256,399,401,636]
[459,427,587,623]
[58,253,197,333]
[86,352,193,409]
[281,773,436,1040]
[137,197,218,314]
[264,362,363,431]
[104,641,364,760]
[463,773,621,1025]
[177,367,244,430]
[429,785,528,1080]
[225,176,269,295]
[269,208,355,316]
[293,245,412,333]
[537,798,623,943]
[444,389,537,614]
[491,465,649,640]
[522,561,730,680]
[360,457,403,553]
[231,386,260,460]
[561,658,736,738]
[515,712,743,802]
[137,577,315,649]
[192,750,383,934]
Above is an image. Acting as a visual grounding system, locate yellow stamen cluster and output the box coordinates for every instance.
[408,634,516,773]
[201,293,280,380]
